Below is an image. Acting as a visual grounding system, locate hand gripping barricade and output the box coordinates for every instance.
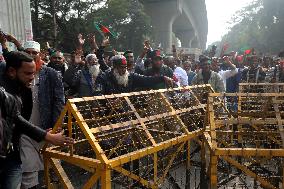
[205,92,284,189]
[42,85,214,189]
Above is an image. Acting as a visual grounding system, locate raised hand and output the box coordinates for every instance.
[78,33,85,46]
[139,40,151,59]
[46,42,50,49]
[5,34,16,43]
[88,33,98,52]
[144,40,151,49]
[2,33,21,49]
[0,32,7,45]
[88,33,96,44]
[223,56,233,65]
[101,36,110,47]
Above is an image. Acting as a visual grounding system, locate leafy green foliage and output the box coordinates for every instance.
[218,0,284,54]
[31,0,152,54]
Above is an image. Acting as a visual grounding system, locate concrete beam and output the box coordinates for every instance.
[191,36,200,48]
[141,0,208,51]
[172,9,195,48]
[184,0,208,49]
[175,30,195,48]
[143,0,182,52]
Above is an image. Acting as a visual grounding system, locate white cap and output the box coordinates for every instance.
[85,54,97,61]
[23,41,41,52]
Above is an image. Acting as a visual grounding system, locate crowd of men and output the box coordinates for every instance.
[1,31,284,189]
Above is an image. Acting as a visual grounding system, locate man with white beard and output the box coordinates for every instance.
[70,53,104,97]
[101,55,173,95]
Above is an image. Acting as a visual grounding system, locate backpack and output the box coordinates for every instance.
[0,88,14,159]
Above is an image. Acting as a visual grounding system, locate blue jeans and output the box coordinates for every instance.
[0,155,22,189]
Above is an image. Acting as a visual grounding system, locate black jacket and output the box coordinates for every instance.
[143,65,173,90]
[241,67,266,83]
[47,62,67,76]
[0,74,46,161]
[0,87,46,159]
[96,46,111,72]
[101,70,165,95]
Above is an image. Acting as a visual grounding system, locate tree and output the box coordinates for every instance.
[30,0,152,54]
[219,0,284,55]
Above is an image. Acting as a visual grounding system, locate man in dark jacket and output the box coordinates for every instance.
[64,35,110,98]
[63,51,85,97]
[101,55,173,95]
[47,51,68,76]
[69,53,104,97]
[143,49,174,89]
[241,55,266,83]
[0,51,73,189]
[0,33,65,188]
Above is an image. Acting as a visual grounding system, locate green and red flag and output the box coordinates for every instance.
[94,22,118,39]
[244,49,252,55]
[239,46,251,55]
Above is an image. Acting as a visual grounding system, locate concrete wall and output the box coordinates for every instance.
[0,0,33,42]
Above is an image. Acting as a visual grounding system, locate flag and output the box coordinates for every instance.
[94,22,118,38]
[244,49,251,55]
[240,46,250,54]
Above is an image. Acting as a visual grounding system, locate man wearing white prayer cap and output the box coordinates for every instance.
[23,41,41,53]
[23,41,43,72]
[19,40,65,189]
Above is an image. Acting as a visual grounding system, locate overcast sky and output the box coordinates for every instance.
[205,0,254,46]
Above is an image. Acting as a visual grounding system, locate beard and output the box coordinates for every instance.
[88,64,100,79]
[113,69,129,87]
[16,75,33,89]
[35,59,44,72]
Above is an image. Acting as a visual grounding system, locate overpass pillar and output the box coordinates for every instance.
[153,21,173,52]
[191,36,200,48]
[144,0,182,52]
[176,31,195,48]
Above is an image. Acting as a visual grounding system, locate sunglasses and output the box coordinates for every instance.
[25,50,39,55]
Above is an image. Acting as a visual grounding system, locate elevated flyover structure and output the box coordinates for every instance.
[141,0,208,53]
